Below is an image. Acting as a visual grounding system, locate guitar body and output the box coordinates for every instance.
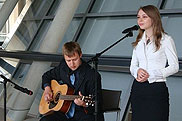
[39,80,74,115]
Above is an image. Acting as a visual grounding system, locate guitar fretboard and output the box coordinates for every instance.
[59,95,82,100]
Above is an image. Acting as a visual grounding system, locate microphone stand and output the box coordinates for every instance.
[0,75,33,121]
[87,31,134,121]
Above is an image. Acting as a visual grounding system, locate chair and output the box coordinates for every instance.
[102,89,122,121]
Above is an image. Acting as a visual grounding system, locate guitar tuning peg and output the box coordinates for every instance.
[81,96,85,101]
[86,102,89,107]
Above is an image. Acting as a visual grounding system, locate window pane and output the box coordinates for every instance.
[75,0,91,13]
[165,0,182,9]
[91,0,159,12]
[4,20,41,51]
[57,18,81,53]
[100,71,133,121]
[162,16,182,58]
[166,77,182,121]
[78,18,138,57]
[24,0,56,18]
[47,0,62,16]
[29,20,53,51]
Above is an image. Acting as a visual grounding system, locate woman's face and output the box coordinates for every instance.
[137,9,153,31]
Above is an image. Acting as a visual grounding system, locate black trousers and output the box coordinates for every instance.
[130,79,169,121]
[39,111,104,121]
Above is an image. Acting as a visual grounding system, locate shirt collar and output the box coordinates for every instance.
[141,31,154,45]
[141,31,165,43]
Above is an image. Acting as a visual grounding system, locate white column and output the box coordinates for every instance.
[0,0,19,31]
[6,0,81,121]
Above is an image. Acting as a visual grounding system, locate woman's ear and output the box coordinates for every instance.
[80,53,82,58]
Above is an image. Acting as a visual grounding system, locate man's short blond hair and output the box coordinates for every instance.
[62,41,82,57]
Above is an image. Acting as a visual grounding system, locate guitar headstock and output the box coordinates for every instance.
[81,95,95,107]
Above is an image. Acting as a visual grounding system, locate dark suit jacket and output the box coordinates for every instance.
[42,59,104,121]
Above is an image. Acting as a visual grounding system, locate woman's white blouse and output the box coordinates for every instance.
[130,32,179,83]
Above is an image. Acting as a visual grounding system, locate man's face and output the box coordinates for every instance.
[64,52,82,71]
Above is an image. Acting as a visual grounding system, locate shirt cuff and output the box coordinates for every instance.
[43,83,50,89]
[133,67,139,79]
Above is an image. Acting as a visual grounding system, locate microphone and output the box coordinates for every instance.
[13,84,33,95]
[122,25,139,34]
[0,75,33,95]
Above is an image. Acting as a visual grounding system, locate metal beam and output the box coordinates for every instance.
[0,58,15,74]
[158,0,167,9]
[23,8,182,21]
[0,50,181,76]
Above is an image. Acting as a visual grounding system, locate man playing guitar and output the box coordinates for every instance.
[39,41,104,121]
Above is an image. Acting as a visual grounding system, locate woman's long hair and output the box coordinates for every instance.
[132,5,165,51]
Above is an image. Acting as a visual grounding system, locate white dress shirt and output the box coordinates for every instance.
[130,32,179,83]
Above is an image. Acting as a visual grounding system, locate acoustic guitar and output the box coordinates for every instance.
[39,80,94,115]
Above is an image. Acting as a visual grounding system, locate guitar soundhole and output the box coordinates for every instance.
[49,101,56,109]
[54,92,61,103]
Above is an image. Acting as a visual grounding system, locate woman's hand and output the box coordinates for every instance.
[136,68,149,82]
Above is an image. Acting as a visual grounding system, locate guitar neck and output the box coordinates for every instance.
[59,95,81,100]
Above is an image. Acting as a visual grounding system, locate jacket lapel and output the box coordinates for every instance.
[74,62,86,92]
[62,63,74,88]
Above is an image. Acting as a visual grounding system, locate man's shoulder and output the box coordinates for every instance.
[57,59,69,73]
[82,60,93,70]
[58,59,67,67]
[82,61,100,75]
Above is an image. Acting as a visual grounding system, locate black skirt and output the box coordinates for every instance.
[130,79,169,121]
